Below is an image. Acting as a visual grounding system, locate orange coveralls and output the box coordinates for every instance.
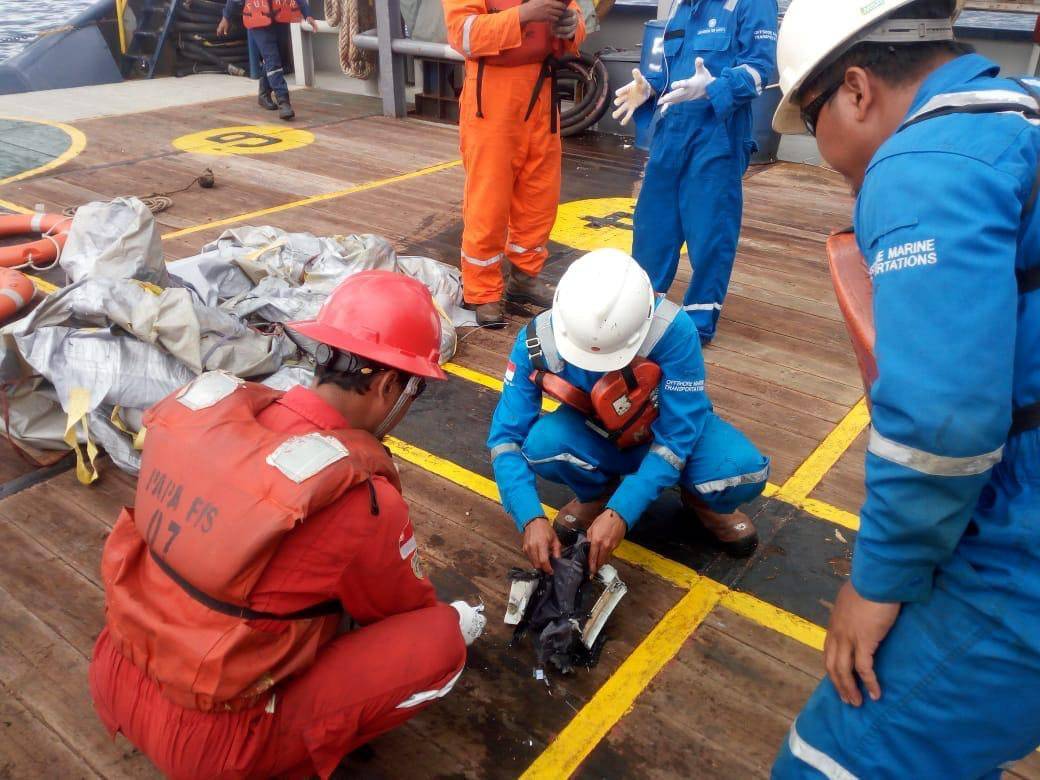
[444,0,585,304]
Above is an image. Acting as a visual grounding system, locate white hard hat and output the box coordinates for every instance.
[552,249,656,373]
[772,0,964,134]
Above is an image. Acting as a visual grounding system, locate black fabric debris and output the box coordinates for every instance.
[510,527,610,675]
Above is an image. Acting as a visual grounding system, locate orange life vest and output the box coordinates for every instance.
[482,0,556,67]
[242,0,301,29]
[101,373,400,712]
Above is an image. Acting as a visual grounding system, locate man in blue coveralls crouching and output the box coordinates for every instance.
[611,0,778,343]
[770,0,1040,776]
[487,248,769,574]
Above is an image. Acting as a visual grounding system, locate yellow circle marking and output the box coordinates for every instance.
[172,125,315,156]
[551,196,686,256]
[0,115,86,188]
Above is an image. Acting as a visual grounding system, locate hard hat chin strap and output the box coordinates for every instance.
[858,17,954,45]
[374,375,423,439]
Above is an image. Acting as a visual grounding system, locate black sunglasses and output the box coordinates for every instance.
[801,79,843,136]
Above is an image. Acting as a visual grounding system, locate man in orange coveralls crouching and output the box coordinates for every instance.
[444,0,586,327]
[89,270,486,779]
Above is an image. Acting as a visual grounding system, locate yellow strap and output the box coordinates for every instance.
[110,405,147,450]
[134,280,164,296]
[243,240,286,263]
[64,387,99,484]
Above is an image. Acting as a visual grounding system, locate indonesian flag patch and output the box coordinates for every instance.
[504,360,516,382]
[399,526,418,560]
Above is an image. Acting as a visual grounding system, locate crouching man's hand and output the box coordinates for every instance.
[587,509,627,576]
[523,517,562,575]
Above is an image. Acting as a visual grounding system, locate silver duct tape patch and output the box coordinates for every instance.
[504,578,539,625]
[267,433,349,483]
[177,371,244,411]
[582,564,628,649]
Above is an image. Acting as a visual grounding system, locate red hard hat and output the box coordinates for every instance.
[288,270,447,380]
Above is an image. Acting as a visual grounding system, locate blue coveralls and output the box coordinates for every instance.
[487,298,769,531]
[631,0,777,342]
[223,0,310,102]
[773,55,1040,779]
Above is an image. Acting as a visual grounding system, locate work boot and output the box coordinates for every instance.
[554,495,609,531]
[277,98,295,121]
[504,261,555,309]
[681,488,758,558]
[474,300,507,329]
[258,87,277,111]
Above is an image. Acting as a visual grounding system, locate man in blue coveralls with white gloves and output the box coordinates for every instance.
[611,0,778,343]
[487,248,769,574]
[770,0,1040,776]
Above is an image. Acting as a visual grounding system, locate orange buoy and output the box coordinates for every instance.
[0,212,71,269]
[0,268,35,322]
[827,230,877,401]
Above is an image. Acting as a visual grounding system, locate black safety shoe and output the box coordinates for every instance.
[277,99,295,121]
[258,89,277,111]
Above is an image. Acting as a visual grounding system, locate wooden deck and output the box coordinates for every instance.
[0,85,1037,779]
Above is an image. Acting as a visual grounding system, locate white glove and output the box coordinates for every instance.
[451,600,487,646]
[658,58,715,115]
[552,9,578,40]
[611,69,653,127]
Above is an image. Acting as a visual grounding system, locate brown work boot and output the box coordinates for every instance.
[554,495,610,531]
[474,300,507,329]
[504,261,555,309]
[681,488,758,558]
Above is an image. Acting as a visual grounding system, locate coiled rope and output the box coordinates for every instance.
[324,0,376,79]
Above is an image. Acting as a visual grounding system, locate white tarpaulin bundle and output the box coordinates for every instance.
[0,198,466,482]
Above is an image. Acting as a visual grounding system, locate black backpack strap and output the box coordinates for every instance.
[526,317,548,372]
[151,551,342,621]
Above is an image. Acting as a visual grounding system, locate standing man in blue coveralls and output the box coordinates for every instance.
[487,248,769,573]
[218,0,317,120]
[770,0,1040,776]
[610,0,777,343]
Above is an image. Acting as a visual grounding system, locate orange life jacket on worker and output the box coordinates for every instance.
[242,0,301,29]
[482,0,556,67]
[526,317,663,448]
[100,372,400,712]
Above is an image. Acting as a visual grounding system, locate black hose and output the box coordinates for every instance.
[182,0,230,13]
[180,41,246,70]
[173,20,242,34]
[558,54,610,137]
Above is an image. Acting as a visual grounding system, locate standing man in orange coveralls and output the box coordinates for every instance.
[444,0,586,327]
[89,271,486,780]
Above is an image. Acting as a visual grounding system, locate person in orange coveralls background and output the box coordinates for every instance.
[444,0,586,327]
[89,271,486,780]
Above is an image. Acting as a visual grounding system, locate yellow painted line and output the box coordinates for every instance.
[0,197,32,215]
[161,159,463,240]
[787,495,860,533]
[521,578,727,779]
[444,361,559,413]
[720,590,826,651]
[776,398,870,503]
[26,274,58,295]
[0,116,87,187]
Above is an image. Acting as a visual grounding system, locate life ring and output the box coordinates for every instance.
[0,268,35,322]
[0,212,72,269]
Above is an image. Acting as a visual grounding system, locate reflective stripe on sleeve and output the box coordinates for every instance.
[723,0,739,10]
[524,452,597,471]
[867,428,1003,477]
[693,463,769,494]
[649,443,684,471]
[735,64,762,95]
[683,302,723,312]
[462,15,477,57]
[490,442,521,461]
[787,720,858,780]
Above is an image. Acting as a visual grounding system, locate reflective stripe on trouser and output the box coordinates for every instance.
[89,604,467,780]
[632,107,748,340]
[771,583,1040,780]
[521,406,768,516]
[249,26,289,100]
[459,62,560,304]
